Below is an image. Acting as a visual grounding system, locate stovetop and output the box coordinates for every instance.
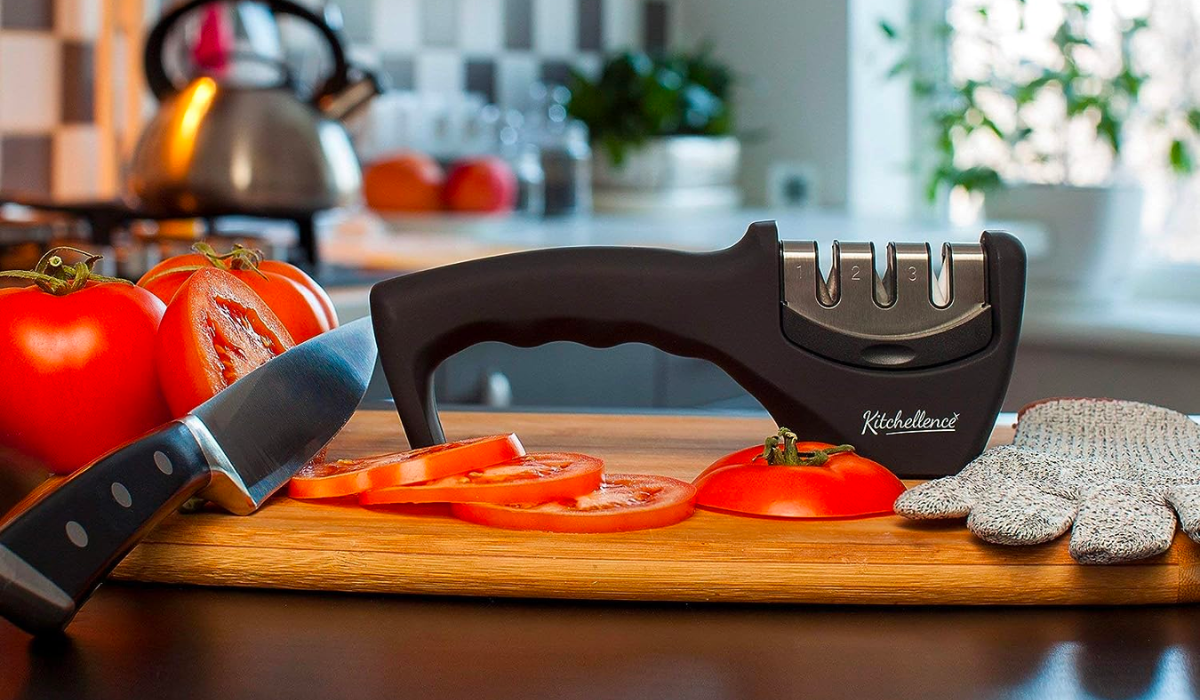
[0,196,328,281]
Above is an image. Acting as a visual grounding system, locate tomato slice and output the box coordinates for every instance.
[155,267,295,417]
[693,439,906,519]
[451,473,696,533]
[288,434,526,499]
[359,452,603,506]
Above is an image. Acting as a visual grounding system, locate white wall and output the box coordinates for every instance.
[847,0,916,218]
[677,0,915,216]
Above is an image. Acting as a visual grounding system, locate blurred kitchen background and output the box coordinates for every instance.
[2,0,1200,414]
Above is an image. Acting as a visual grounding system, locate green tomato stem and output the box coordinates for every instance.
[140,242,271,288]
[756,427,855,467]
[193,242,269,279]
[0,246,130,295]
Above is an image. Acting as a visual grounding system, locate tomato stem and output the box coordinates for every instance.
[193,242,269,279]
[0,246,130,295]
[757,428,855,466]
[139,242,271,287]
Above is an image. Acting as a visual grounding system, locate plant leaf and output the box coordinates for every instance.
[886,58,910,78]
[1188,110,1200,133]
[1097,108,1120,153]
[568,50,734,149]
[1170,139,1194,175]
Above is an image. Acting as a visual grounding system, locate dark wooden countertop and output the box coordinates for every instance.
[3,583,1198,700]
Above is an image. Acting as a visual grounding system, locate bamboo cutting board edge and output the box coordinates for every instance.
[108,410,1200,606]
[114,543,1198,606]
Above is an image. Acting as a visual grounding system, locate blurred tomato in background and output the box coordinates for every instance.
[363,152,446,213]
[443,157,518,214]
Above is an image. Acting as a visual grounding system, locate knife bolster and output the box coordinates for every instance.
[182,415,257,515]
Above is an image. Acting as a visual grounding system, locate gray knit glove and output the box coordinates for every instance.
[895,398,1200,564]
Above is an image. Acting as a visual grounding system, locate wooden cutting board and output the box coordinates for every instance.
[110,410,1200,605]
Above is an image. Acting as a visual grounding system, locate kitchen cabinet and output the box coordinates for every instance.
[657,354,758,409]
[427,342,758,411]
[434,342,660,408]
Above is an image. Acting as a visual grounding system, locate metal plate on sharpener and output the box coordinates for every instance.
[780,239,993,369]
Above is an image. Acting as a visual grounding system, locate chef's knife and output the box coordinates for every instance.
[0,317,377,635]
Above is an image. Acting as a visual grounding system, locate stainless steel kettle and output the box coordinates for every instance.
[129,0,380,217]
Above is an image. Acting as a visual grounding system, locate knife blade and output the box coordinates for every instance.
[0,317,377,635]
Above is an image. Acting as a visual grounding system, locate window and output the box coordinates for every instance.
[941,0,1200,270]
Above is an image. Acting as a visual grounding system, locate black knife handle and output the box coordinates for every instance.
[370,222,780,447]
[0,420,211,635]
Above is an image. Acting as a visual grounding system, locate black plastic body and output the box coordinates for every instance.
[370,222,1026,478]
[0,421,210,635]
[782,300,992,369]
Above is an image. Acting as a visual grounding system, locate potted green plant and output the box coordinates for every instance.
[567,50,740,212]
[882,2,1200,290]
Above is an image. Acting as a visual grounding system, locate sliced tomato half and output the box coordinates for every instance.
[451,473,696,533]
[693,437,906,519]
[359,452,603,506]
[155,267,295,417]
[288,434,525,499]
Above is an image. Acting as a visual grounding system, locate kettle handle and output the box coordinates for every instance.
[143,0,351,106]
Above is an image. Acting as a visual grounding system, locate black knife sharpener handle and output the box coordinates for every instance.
[372,221,786,448]
[0,420,211,635]
[371,222,1025,479]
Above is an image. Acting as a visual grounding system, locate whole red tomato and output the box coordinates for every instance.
[260,259,338,331]
[363,152,445,213]
[138,245,335,343]
[443,157,518,213]
[0,271,170,474]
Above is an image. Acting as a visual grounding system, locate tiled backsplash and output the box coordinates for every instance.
[339,0,673,106]
[0,0,675,200]
[0,0,146,201]
[0,0,105,199]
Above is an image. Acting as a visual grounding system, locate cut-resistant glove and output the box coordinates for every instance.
[894,398,1200,564]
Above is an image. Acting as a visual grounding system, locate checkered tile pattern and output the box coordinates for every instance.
[336,0,675,106]
[0,0,114,199]
[0,0,676,199]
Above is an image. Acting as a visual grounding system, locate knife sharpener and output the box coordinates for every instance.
[370,222,1026,477]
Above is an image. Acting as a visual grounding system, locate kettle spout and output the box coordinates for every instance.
[317,66,384,121]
